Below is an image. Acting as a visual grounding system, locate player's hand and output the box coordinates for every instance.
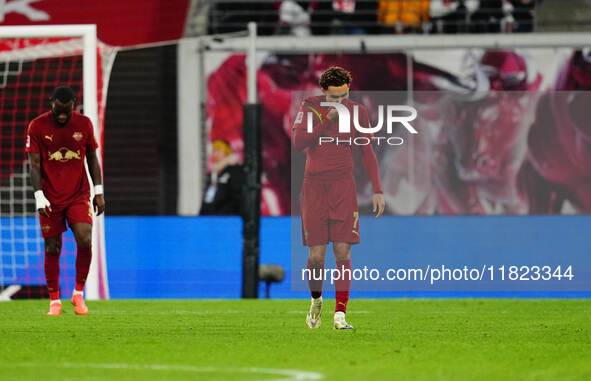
[34,190,52,217]
[373,193,385,218]
[38,206,52,218]
[326,108,339,120]
[93,194,105,216]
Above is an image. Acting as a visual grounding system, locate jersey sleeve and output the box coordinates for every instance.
[355,105,374,140]
[25,121,41,154]
[86,118,99,151]
[357,106,383,194]
[291,99,325,151]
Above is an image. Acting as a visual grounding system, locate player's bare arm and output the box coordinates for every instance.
[86,150,105,216]
[28,152,52,217]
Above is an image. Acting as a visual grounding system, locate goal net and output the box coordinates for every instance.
[0,25,112,300]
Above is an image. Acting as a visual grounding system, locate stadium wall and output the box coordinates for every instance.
[4,216,589,299]
[104,46,178,215]
[102,216,591,299]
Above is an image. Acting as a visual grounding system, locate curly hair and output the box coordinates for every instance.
[319,66,352,90]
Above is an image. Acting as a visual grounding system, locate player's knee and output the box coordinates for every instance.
[46,246,61,255]
[334,252,350,261]
[72,225,92,248]
[308,257,324,268]
[76,234,92,248]
[308,250,325,265]
[333,243,351,261]
[45,239,62,254]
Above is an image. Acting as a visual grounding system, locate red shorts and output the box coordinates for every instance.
[300,176,360,246]
[39,199,93,238]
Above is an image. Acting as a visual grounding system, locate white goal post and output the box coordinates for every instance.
[0,24,108,300]
[0,24,98,129]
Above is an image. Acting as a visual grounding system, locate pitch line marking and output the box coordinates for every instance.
[0,285,21,301]
[288,310,372,314]
[10,362,324,381]
[88,310,372,316]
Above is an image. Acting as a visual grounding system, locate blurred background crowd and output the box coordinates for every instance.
[207,0,542,36]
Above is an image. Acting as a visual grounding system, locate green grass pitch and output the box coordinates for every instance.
[1,299,590,380]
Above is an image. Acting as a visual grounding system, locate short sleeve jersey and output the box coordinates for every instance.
[25,111,98,207]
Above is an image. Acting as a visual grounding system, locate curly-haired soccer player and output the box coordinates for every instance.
[26,86,105,316]
[292,67,385,329]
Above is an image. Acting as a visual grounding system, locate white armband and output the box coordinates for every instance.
[94,185,104,195]
[34,190,51,210]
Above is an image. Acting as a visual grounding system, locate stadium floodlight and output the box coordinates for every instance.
[0,25,110,300]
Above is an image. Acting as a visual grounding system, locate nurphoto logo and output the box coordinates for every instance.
[300,102,418,146]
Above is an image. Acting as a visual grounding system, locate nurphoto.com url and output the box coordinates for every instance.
[302,265,575,285]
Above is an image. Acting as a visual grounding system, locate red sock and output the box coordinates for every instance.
[75,246,92,292]
[44,251,60,300]
[307,258,324,299]
[335,259,351,313]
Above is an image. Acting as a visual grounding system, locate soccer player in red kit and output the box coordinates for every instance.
[26,86,105,316]
[292,67,385,329]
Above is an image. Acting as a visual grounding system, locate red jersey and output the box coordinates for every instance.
[25,111,98,207]
[292,96,383,193]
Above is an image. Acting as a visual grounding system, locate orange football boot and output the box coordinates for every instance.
[47,301,62,316]
[71,294,88,315]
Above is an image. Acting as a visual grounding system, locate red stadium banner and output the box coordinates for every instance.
[0,37,69,52]
[206,49,591,216]
[0,0,190,46]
